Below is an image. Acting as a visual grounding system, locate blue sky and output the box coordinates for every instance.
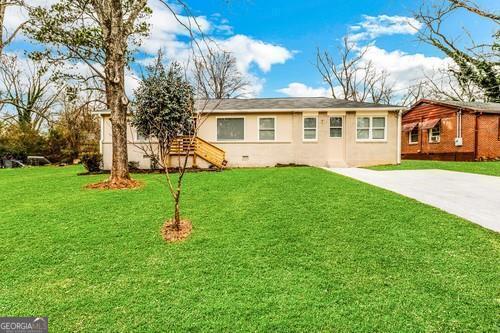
[182,0,498,98]
[5,0,499,99]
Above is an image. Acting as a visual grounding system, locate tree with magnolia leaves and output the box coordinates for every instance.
[25,0,150,188]
[132,53,195,239]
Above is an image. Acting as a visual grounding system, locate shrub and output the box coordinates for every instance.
[81,152,102,172]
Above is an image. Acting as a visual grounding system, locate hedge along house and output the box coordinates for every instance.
[402,99,500,161]
[95,97,403,169]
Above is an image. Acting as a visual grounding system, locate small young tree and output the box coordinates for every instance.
[132,54,194,238]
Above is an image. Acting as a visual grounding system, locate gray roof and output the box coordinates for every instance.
[195,97,402,112]
[417,99,500,114]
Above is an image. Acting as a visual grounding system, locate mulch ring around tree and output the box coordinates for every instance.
[85,179,143,190]
[161,219,192,243]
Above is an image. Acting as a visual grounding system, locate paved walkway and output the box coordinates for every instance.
[327,168,500,232]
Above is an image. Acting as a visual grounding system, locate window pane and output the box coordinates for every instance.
[259,118,275,129]
[357,117,370,128]
[431,126,440,136]
[373,117,385,128]
[259,129,275,140]
[304,117,316,128]
[410,130,418,143]
[372,129,385,139]
[357,129,369,139]
[330,128,342,138]
[217,118,244,140]
[330,117,342,127]
[304,129,316,139]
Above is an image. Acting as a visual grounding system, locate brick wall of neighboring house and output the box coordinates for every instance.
[401,102,500,161]
[477,114,500,159]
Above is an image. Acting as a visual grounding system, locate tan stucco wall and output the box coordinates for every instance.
[99,109,400,170]
[344,111,399,167]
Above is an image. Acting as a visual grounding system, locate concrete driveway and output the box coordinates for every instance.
[327,168,500,232]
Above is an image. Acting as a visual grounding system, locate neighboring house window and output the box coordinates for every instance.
[258,117,276,141]
[217,117,244,141]
[303,117,318,140]
[356,116,386,140]
[329,117,343,138]
[409,127,419,144]
[429,122,441,143]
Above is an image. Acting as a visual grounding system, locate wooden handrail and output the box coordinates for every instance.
[169,136,226,169]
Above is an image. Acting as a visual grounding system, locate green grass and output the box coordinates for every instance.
[0,166,499,332]
[368,160,500,177]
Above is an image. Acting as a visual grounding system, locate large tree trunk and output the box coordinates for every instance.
[104,1,130,183]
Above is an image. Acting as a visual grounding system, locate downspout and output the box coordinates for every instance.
[474,112,481,160]
[420,116,423,154]
[397,110,402,164]
[99,115,104,154]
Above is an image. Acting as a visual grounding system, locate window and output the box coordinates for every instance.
[429,122,441,143]
[217,117,244,141]
[329,117,343,138]
[303,117,318,140]
[356,116,386,140]
[258,117,276,141]
[409,127,419,144]
[497,118,500,140]
[137,131,147,142]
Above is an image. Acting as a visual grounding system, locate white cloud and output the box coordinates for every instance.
[277,83,331,97]
[139,2,292,97]
[350,15,422,42]
[3,0,292,98]
[279,45,453,101]
[360,44,453,92]
[218,35,292,73]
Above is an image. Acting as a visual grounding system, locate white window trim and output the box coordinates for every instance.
[303,116,318,141]
[356,116,387,142]
[329,116,343,139]
[429,123,441,143]
[257,116,277,142]
[216,116,245,142]
[409,128,419,145]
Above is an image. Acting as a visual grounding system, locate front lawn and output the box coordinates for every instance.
[368,159,500,177]
[0,166,498,332]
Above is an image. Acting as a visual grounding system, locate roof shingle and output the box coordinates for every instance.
[195,97,402,112]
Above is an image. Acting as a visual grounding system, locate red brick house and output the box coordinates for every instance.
[401,99,500,161]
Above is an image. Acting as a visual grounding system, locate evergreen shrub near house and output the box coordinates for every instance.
[81,152,102,172]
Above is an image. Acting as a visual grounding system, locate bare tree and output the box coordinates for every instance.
[316,36,394,104]
[0,0,26,55]
[193,50,248,99]
[53,87,101,160]
[415,0,500,102]
[0,55,62,131]
[400,66,485,106]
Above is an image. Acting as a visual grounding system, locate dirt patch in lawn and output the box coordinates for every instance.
[161,219,192,242]
[85,179,142,190]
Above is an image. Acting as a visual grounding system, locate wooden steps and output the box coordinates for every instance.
[169,136,227,169]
